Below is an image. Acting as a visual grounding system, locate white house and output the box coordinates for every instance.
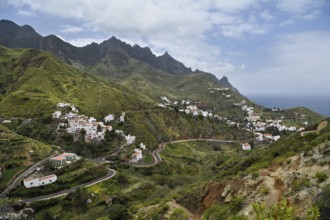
[89,117,97,123]
[57,103,71,108]
[53,111,62,119]
[51,153,78,166]
[2,120,11,124]
[125,135,136,145]
[23,174,57,188]
[140,143,146,150]
[104,114,115,123]
[70,105,78,113]
[241,143,251,150]
[273,135,281,141]
[131,149,143,163]
[264,134,273,140]
[120,113,125,123]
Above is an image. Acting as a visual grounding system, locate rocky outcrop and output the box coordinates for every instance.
[177,142,330,219]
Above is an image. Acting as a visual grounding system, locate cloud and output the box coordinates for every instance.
[5,0,328,81]
[232,31,330,95]
[276,0,326,14]
[17,10,37,17]
[60,25,84,33]
[56,35,106,47]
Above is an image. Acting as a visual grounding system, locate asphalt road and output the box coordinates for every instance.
[129,138,247,168]
[21,168,116,203]
[0,154,56,198]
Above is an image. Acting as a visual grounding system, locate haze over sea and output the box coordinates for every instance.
[248,95,330,117]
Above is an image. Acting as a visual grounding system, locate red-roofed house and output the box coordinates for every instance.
[131,149,142,163]
[51,152,77,166]
[241,143,251,151]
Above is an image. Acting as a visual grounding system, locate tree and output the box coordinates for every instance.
[69,188,88,213]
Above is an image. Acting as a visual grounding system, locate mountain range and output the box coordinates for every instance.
[0,19,246,116]
[0,19,216,76]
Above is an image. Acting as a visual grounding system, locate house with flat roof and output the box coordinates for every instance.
[23,174,57,188]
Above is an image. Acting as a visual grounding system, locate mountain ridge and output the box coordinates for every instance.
[0,19,195,76]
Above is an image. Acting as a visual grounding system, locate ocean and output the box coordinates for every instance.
[247,95,330,117]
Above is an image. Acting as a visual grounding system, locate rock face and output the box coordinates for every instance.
[177,142,330,219]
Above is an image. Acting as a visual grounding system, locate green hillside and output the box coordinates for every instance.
[90,55,251,119]
[0,125,52,192]
[0,46,154,118]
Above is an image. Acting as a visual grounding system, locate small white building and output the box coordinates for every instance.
[57,103,71,108]
[2,120,11,124]
[273,135,281,141]
[140,143,146,150]
[120,113,125,123]
[89,117,97,123]
[131,149,143,163]
[23,174,57,188]
[125,135,136,145]
[104,114,115,123]
[53,111,62,119]
[241,143,251,151]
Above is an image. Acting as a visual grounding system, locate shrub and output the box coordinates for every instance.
[291,177,311,192]
[169,208,189,220]
[203,204,230,220]
[314,172,328,184]
[229,196,244,214]
[260,187,270,195]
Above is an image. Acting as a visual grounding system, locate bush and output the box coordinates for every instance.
[314,172,328,183]
[291,177,311,192]
[316,184,330,219]
[260,187,270,195]
[229,196,244,214]
[203,204,230,220]
[169,208,188,220]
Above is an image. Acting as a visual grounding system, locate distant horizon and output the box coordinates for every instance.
[247,94,330,117]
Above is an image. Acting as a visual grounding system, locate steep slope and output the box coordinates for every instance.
[175,120,330,219]
[0,125,52,192]
[0,20,245,113]
[0,46,154,117]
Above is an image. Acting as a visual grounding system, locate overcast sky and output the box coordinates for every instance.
[1,0,329,96]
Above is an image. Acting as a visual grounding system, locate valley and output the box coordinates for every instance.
[0,19,328,220]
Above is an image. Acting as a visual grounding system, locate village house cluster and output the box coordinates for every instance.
[53,103,138,144]
[158,92,305,145]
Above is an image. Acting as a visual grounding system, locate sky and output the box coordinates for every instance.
[0,0,330,96]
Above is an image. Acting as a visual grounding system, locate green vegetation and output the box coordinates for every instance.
[9,160,107,198]
[0,125,52,191]
[253,199,320,220]
[0,46,154,118]
[169,208,189,220]
[314,172,328,183]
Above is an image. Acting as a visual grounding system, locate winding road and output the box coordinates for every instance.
[0,154,56,198]
[130,138,247,167]
[21,168,116,203]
